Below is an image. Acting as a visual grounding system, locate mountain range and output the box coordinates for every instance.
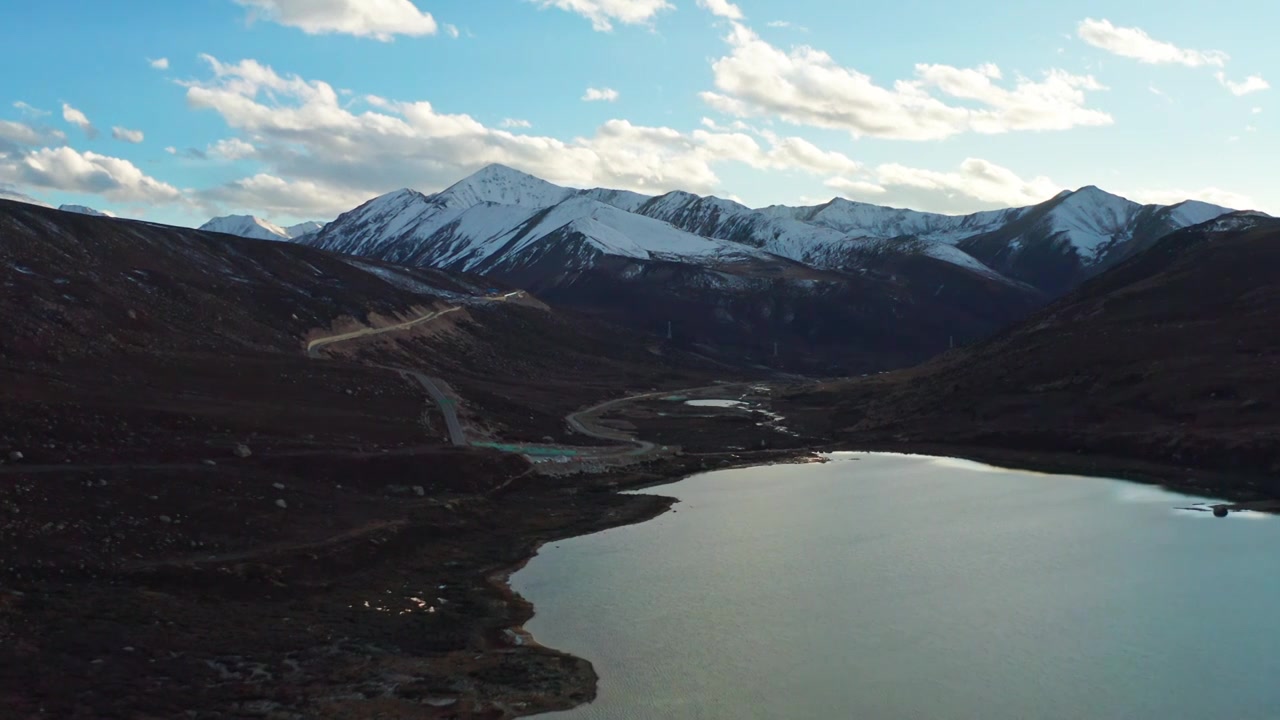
[782,211,1280,499]
[284,164,1244,372]
[198,215,325,242]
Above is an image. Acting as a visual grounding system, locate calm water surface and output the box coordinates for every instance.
[511,453,1280,720]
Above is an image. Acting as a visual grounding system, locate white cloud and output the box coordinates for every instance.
[182,55,865,216]
[234,0,438,40]
[824,178,886,197]
[199,173,369,217]
[0,146,180,202]
[13,101,49,118]
[1130,187,1254,209]
[165,146,178,155]
[826,158,1062,213]
[1253,107,1263,114]
[701,23,1111,141]
[148,57,170,70]
[582,86,620,102]
[501,118,533,128]
[112,126,145,143]
[444,23,460,38]
[1077,18,1227,68]
[0,120,44,147]
[1148,84,1171,101]
[1217,72,1270,96]
[208,137,257,160]
[697,0,743,20]
[62,103,98,139]
[529,0,672,31]
[0,182,52,208]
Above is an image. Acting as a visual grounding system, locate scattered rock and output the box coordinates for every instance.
[413,486,425,497]
[275,499,288,509]
[272,482,286,490]
[159,515,173,524]
[202,460,217,467]
[7,451,22,462]
[233,444,252,458]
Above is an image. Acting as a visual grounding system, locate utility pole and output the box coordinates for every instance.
[949,335,954,350]
[667,321,673,341]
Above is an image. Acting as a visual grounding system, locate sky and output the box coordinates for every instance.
[0,0,1273,227]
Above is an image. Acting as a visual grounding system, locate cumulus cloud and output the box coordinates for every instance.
[826,158,1063,213]
[0,120,44,147]
[697,0,743,20]
[0,118,65,155]
[0,146,180,203]
[1076,19,1228,67]
[1130,187,1255,209]
[701,24,1111,140]
[234,0,438,40]
[529,0,672,31]
[149,57,170,70]
[582,87,620,102]
[112,126,145,143]
[1217,73,1270,96]
[208,137,257,160]
[62,103,98,139]
[501,118,533,128]
[181,55,865,216]
[444,23,460,38]
[198,173,369,217]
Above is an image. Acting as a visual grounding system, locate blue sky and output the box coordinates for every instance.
[0,0,1272,226]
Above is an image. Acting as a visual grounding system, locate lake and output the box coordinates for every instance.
[510,453,1280,720]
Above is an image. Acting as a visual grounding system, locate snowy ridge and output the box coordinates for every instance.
[285,221,325,238]
[306,164,1244,293]
[200,215,293,242]
[1039,186,1142,258]
[60,204,115,218]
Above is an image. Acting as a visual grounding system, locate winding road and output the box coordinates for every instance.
[304,289,681,461]
[306,291,524,448]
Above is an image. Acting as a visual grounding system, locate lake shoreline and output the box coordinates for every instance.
[837,441,1280,512]
[496,442,1279,716]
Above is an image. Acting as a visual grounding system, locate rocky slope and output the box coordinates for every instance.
[0,198,742,719]
[782,212,1280,499]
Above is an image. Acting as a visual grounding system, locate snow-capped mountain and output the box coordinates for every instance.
[301,164,1247,370]
[954,187,1236,294]
[200,215,293,242]
[199,215,327,242]
[59,204,115,218]
[285,221,325,238]
[308,164,1242,295]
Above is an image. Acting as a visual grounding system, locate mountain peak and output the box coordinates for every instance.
[437,163,575,210]
[60,204,115,218]
[199,214,292,242]
[1065,185,1130,203]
